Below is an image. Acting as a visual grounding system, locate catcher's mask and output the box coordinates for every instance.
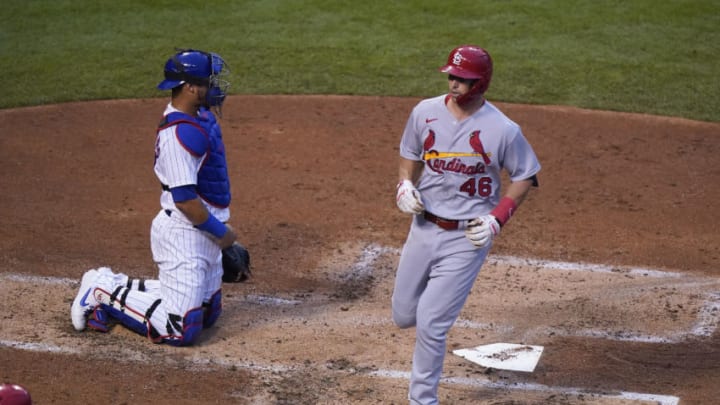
[157,49,230,116]
[438,45,493,106]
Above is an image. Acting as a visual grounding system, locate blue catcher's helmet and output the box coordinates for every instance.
[157,49,230,112]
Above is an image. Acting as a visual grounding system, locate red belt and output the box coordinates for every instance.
[423,212,460,230]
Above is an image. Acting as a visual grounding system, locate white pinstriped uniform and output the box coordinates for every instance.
[148,103,226,335]
[69,49,233,345]
[94,104,227,341]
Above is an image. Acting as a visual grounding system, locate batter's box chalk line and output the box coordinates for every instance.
[488,255,687,278]
[338,243,398,282]
[476,255,720,343]
[692,291,720,336]
[233,294,302,306]
[369,369,680,405]
[552,288,720,343]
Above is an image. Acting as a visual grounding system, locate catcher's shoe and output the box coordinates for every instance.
[71,269,100,331]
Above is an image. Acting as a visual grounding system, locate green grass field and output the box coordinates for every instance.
[1,0,718,121]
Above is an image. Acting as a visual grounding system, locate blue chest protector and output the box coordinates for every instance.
[157,108,231,208]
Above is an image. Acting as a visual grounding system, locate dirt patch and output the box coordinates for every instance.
[1,95,719,404]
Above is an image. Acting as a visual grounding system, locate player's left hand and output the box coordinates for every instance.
[217,224,237,249]
[222,242,251,283]
[465,215,501,248]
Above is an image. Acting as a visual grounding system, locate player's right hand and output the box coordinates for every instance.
[396,179,425,215]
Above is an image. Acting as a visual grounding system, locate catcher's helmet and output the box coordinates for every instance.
[157,49,230,111]
[0,384,32,405]
[439,45,493,105]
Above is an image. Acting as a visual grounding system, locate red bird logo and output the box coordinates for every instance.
[423,130,436,152]
[469,131,491,165]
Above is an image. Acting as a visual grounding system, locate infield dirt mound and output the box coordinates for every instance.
[1,95,719,404]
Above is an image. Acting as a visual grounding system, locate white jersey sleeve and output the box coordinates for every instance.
[154,104,206,213]
[154,128,204,189]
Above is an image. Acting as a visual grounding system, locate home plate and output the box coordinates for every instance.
[453,343,544,372]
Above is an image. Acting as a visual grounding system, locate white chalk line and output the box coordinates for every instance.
[240,294,302,306]
[1,243,715,403]
[341,244,396,280]
[488,254,688,278]
[0,339,80,354]
[692,292,720,336]
[371,370,679,405]
[0,273,77,286]
[548,289,720,343]
[0,337,679,405]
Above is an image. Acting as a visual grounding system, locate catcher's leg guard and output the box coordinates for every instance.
[100,304,150,337]
[87,306,112,333]
[126,278,161,293]
[95,286,206,346]
[94,286,164,342]
[203,289,222,329]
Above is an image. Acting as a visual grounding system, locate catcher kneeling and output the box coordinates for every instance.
[70,49,250,346]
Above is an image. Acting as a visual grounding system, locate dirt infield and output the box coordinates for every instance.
[1,95,719,404]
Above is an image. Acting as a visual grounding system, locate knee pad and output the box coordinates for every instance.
[203,289,222,329]
[166,307,204,346]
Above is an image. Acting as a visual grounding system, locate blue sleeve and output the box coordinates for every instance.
[176,123,209,156]
[170,185,198,202]
[195,214,227,239]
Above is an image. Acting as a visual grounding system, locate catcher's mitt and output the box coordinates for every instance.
[222,242,251,283]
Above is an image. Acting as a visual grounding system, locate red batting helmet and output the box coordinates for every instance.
[439,45,493,105]
[0,384,32,405]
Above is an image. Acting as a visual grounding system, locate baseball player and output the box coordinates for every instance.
[70,49,238,346]
[392,45,541,404]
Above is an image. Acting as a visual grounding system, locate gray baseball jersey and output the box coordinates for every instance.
[399,95,540,219]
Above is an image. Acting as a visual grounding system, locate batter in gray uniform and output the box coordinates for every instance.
[392,45,541,404]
